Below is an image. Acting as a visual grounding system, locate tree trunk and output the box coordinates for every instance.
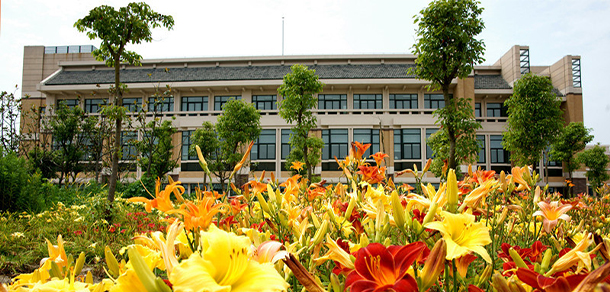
[442,85,457,172]
[107,60,122,203]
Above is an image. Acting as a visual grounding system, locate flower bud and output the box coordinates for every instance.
[447,169,458,213]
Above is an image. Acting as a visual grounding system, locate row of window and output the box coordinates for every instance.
[57,94,508,114]
[179,129,511,168]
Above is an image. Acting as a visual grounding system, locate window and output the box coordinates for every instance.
[475,103,481,117]
[477,135,485,163]
[84,99,106,113]
[121,131,138,161]
[148,96,174,112]
[425,128,438,159]
[57,99,79,109]
[486,103,508,117]
[389,94,418,109]
[181,131,197,161]
[252,95,277,110]
[181,96,208,112]
[252,129,276,160]
[490,135,509,163]
[123,98,142,112]
[394,129,421,160]
[353,94,382,109]
[353,129,380,158]
[322,129,348,160]
[318,94,347,110]
[424,94,445,109]
[214,96,241,111]
[281,129,293,160]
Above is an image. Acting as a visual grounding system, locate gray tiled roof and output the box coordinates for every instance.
[474,75,512,89]
[45,64,418,85]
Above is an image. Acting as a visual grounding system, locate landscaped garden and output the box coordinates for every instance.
[2,143,610,292]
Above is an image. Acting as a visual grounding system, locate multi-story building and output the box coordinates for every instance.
[20,45,587,193]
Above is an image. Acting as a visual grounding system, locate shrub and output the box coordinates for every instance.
[0,150,31,212]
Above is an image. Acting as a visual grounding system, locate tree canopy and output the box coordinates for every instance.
[578,144,610,195]
[278,64,325,182]
[410,0,485,172]
[503,73,564,167]
[549,122,593,183]
[216,99,261,190]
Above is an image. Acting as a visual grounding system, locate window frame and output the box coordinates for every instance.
[252,129,276,161]
[123,97,142,112]
[318,94,347,110]
[394,129,422,160]
[389,94,418,109]
[214,96,241,111]
[353,94,382,110]
[424,94,446,109]
[181,96,208,112]
[148,96,174,112]
[84,99,106,113]
[252,95,277,110]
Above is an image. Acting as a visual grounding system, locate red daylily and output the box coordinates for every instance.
[516,268,587,292]
[345,242,425,292]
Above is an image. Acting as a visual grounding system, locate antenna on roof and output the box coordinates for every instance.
[282,17,285,56]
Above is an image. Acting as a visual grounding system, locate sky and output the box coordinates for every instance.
[1,0,609,145]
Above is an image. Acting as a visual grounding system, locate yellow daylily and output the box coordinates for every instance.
[30,278,89,292]
[313,234,355,271]
[425,211,492,263]
[460,179,498,211]
[169,224,289,292]
[547,232,600,275]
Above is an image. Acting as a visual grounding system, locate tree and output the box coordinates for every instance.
[278,64,325,182]
[80,110,113,183]
[75,2,174,202]
[135,120,177,179]
[503,73,564,168]
[410,0,485,171]
[578,144,610,195]
[132,86,178,179]
[46,104,88,186]
[0,88,22,154]
[215,99,261,191]
[427,96,481,178]
[190,121,219,187]
[549,122,593,184]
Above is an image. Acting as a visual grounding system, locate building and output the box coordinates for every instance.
[20,45,587,193]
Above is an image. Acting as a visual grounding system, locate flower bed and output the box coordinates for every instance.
[3,143,610,291]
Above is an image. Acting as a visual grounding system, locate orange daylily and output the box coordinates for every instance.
[128,177,184,213]
[169,196,226,231]
[510,166,531,191]
[244,180,267,195]
[290,161,305,171]
[533,201,572,233]
[307,187,326,201]
[468,169,496,185]
[230,140,254,180]
[352,141,371,160]
[280,174,302,200]
[357,165,386,184]
[370,152,389,166]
